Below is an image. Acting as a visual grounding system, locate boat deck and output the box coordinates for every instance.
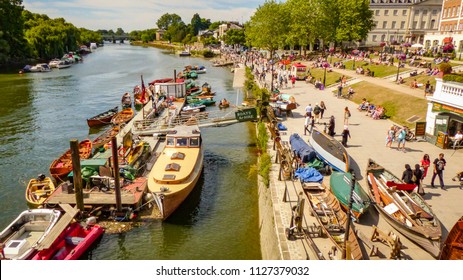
[45,177,147,207]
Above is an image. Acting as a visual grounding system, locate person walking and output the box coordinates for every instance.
[319,101,327,119]
[305,103,313,118]
[304,115,314,135]
[291,75,296,88]
[397,126,407,152]
[343,107,351,125]
[401,164,414,184]
[327,116,336,136]
[420,154,431,182]
[341,125,351,147]
[414,164,425,195]
[385,125,395,148]
[431,153,446,189]
[313,103,321,124]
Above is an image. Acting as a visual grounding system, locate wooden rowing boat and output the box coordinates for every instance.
[49,139,92,182]
[439,216,463,260]
[86,106,118,127]
[303,181,365,260]
[92,125,120,150]
[0,209,61,260]
[25,175,56,209]
[365,158,442,258]
[31,222,104,260]
[111,108,134,125]
[309,128,350,172]
[329,171,371,221]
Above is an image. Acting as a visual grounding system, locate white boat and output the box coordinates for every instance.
[148,126,204,220]
[48,59,61,68]
[308,128,350,172]
[182,103,206,112]
[56,60,71,69]
[30,63,52,72]
[179,51,191,57]
[0,209,61,260]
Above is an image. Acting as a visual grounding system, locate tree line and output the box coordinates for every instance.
[0,0,101,64]
[245,0,374,57]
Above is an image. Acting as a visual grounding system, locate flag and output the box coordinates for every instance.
[140,75,146,103]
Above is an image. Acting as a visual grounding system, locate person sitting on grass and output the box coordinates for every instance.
[411,79,418,89]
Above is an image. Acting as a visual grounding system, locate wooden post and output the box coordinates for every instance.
[70,139,84,212]
[174,70,177,83]
[342,171,356,260]
[111,137,122,212]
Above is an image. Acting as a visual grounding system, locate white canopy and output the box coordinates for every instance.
[411,43,424,48]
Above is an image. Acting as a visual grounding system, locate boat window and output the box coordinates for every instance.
[166,137,175,146]
[176,137,188,147]
[163,174,176,180]
[165,163,181,171]
[190,137,200,147]
[171,152,185,160]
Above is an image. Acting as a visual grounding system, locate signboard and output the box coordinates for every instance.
[235,108,257,122]
[432,103,463,115]
[414,122,426,137]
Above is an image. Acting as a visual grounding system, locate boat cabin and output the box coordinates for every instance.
[165,129,201,148]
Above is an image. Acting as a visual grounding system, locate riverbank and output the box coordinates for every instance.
[240,62,463,260]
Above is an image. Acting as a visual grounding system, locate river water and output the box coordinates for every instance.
[0,43,261,259]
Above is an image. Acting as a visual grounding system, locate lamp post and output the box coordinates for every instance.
[323,63,328,87]
[396,54,403,82]
[352,53,356,70]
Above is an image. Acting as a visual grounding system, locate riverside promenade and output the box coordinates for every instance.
[251,66,463,260]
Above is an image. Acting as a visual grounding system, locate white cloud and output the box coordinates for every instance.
[22,0,261,31]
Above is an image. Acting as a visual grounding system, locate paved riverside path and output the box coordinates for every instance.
[260,68,463,260]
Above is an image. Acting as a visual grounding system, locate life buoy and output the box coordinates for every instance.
[118,147,126,157]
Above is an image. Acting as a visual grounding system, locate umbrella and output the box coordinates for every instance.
[411,43,424,48]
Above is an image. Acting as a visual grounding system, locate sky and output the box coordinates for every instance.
[22,0,264,32]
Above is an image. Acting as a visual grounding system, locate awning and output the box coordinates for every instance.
[443,37,453,44]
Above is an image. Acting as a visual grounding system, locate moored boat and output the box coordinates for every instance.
[329,171,371,221]
[49,139,93,182]
[86,106,118,127]
[31,222,104,260]
[111,108,134,125]
[182,103,206,112]
[179,51,191,57]
[30,63,52,72]
[309,128,350,172]
[439,216,463,260]
[148,125,204,220]
[0,209,61,260]
[25,175,56,209]
[303,181,365,260]
[365,158,442,258]
[92,125,120,150]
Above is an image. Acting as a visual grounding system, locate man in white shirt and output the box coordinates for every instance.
[453,130,463,149]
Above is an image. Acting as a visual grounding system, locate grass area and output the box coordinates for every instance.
[348,81,428,125]
[402,74,437,90]
[309,68,349,87]
[341,60,407,77]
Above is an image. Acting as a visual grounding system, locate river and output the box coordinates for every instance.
[0,43,261,260]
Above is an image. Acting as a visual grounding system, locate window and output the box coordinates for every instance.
[421,21,426,29]
[400,21,405,29]
[165,163,181,172]
[384,10,389,16]
[432,10,437,16]
[375,10,380,16]
[171,152,185,160]
[166,138,175,146]
[190,137,200,147]
[402,10,407,16]
[381,34,386,41]
[453,7,457,17]
[176,137,188,147]
[382,21,387,29]
[391,21,396,29]
[430,19,436,29]
[393,10,398,16]
[422,10,427,16]
[374,21,378,27]
[372,35,377,42]
[413,21,417,29]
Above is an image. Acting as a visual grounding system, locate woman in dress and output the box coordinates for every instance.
[385,125,394,148]
[319,101,327,119]
[420,154,431,182]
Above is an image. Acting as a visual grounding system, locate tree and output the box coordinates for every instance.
[0,0,29,61]
[284,0,317,53]
[224,28,245,46]
[335,0,374,44]
[156,13,183,30]
[190,13,202,36]
[115,28,125,36]
[245,0,288,58]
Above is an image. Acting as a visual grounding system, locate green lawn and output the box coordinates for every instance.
[308,68,350,87]
[341,60,408,77]
[402,74,437,91]
[348,81,428,125]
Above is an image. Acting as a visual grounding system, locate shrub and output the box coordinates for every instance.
[443,74,463,83]
[438,62,452,74]
[202,49,215,58]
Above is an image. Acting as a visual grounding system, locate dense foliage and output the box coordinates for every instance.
[245,0,374,54]
[0,0,102,63]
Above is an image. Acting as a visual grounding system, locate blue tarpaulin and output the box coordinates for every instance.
[294,167,324,183]
[289,133,316,163]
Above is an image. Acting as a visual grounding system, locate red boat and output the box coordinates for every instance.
[49,139,93,182]
[31,222,104,260]
[86,106,118,127]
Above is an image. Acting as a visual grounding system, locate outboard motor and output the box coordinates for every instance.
[37,174,46,181]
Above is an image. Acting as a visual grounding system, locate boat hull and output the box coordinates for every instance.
[25,177,56,208]
[49,139,92,183]
[309,128,350,172]
[439,216,463,260]
[86,106,118,127]
[32,223,104,260]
